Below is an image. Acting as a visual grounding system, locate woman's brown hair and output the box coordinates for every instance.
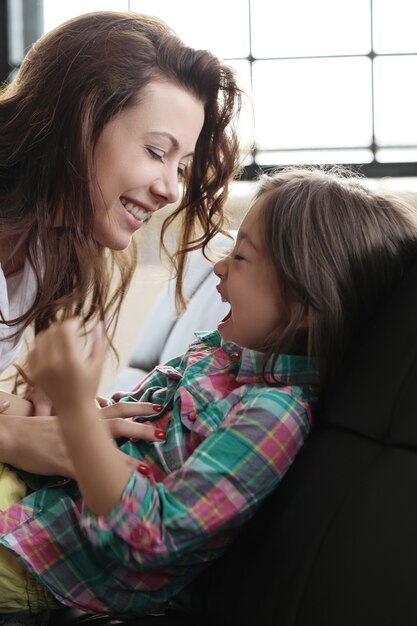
[0,11,242,357]
[256,167,417,389]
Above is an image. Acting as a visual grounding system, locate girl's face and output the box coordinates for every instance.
[92,81,205,250]
[214,196,294,350]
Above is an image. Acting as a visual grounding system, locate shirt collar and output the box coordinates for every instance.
[194,330,319,386]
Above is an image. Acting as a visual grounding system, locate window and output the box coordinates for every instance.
[11,0,417,178]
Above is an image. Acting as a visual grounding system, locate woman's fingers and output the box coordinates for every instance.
[95,395,112,408]
[104,417,166,442]
[99,402,166,440]
[99,402,162,420]
[0,399,10,413]
[0,390,33,416]
[26,387,53,416]
[120,451,144,471]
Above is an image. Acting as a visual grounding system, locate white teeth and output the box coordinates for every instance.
[123,201,151,222]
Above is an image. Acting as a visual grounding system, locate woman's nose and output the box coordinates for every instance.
[152,169,180,205]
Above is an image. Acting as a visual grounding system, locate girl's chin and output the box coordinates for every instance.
[217,308,232,329]
[217,326,235,344]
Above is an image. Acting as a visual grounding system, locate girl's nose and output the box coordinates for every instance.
[214,255,228,278]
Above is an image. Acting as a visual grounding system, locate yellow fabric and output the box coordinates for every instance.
[0,463,57,612]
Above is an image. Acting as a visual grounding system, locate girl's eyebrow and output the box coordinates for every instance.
[236,229,260,253]
[146,131,194,158]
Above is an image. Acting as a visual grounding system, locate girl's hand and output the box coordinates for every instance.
[28,319,106,413]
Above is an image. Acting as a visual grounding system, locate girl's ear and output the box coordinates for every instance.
[288,298,309,331]
[297,314,310,330]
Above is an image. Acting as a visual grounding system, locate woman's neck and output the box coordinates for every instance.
[0,233,26,276]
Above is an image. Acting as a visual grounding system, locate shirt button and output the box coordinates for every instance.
[230,352,240,361]
[188,411,197,421]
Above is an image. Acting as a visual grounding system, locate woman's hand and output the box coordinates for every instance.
[25,386,53,415]
[0,403,165,477]
[0,390,33,416]
[100,401,166,442]
[0,414,74,476]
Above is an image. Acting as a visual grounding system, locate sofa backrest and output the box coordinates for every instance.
[107,234,233,396]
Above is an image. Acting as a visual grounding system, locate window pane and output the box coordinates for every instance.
[130,0,250,58]
[43,0,128,33]
[251,0,371,58]
[226,60,254,155]
[253,57,372,151]
[377,148,417,163]
[374,56,417,146]
[257,148,373,166]
[8,0,24,65]
[373,0,417,54]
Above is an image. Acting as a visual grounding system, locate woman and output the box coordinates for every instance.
[0,11,242,472]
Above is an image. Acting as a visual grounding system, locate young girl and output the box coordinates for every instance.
[1,167,417,621]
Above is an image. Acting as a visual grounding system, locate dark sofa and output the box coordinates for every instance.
[50,242,417,626]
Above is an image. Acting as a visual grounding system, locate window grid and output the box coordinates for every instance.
[237,0,417,179]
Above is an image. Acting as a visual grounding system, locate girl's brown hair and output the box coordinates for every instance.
[256,167,417,389]
[0,11,242,354]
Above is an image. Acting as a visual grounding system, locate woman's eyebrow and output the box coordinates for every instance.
[146,131,194,158]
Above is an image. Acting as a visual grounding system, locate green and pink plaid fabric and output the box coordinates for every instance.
[0,331,318,616]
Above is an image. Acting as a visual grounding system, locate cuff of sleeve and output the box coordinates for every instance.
[80,472,149,546]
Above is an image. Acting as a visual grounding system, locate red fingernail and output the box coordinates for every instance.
[152,404,163,412]
[137,463,150,476]
[155,429,166,440]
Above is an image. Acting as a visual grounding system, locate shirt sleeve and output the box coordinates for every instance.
[80,385,312,569]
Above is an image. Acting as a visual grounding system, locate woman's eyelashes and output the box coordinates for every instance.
[146,146,164,162]
[146,146,186,180]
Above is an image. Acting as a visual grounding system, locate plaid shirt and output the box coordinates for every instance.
[0,331,318,616]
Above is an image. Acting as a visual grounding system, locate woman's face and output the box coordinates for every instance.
[92,81,205,250]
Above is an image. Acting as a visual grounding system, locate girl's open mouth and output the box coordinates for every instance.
[218,308,232,327]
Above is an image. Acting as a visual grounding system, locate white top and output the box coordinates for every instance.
[0,256,39,374]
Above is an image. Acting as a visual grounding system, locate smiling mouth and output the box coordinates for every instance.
[219,308,232,324]
[121,198,153,222]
